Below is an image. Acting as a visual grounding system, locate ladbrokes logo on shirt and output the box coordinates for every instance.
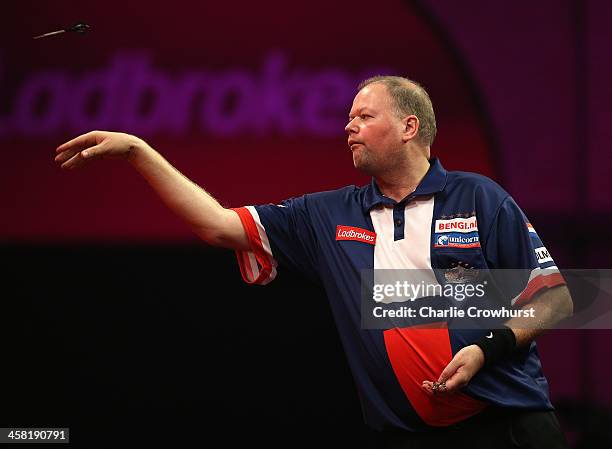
[336,225,376,245]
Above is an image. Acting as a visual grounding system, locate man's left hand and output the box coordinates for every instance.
[421,345,485,396]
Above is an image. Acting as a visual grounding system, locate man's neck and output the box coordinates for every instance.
[375,156,431,202]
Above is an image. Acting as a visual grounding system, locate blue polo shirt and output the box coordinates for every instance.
[231,158,565,431]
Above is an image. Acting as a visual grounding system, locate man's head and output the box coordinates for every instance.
[345,76,436,175]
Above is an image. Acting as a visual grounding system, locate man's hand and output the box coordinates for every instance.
[54,129,248,250]
[421,345,485,396]
[55,130,145,169]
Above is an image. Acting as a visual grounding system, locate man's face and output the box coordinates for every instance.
[345,83,405,175]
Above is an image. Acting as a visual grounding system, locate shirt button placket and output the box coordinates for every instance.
[393,204,405,241]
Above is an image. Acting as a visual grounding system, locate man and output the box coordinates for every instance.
[55,76,573,448]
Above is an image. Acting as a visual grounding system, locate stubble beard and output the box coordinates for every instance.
[352,147,373,175]
[352,146,392,177]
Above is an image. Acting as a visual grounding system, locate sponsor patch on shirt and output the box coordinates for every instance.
[336,225,376,245]
[434,232,480,248]
[535,246,553,264]
[527,222,537,234]
[435,216,478,234]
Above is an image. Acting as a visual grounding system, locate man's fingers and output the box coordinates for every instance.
[54,148,79,163]
[421,379,454,396]
[56,131,102,154]
[61,151,89,170]
[440,371,468,393]
[58,143,105,169]
[421,381,435,396]
[436,356,469,394]
[422,347,484,397]
[420,355,466,396]
[80,143,106,159]
[437,357,461,384]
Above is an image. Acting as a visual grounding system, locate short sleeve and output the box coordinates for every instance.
[231,195,320,285]
[483,196,565,307]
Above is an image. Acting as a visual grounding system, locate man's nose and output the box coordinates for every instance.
[345,119,357,134]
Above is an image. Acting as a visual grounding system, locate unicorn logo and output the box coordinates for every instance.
[436,235,449,246]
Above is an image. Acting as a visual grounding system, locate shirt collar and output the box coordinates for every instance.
[361,158,448,212]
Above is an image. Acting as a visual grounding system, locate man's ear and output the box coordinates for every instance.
[402,115,419,142]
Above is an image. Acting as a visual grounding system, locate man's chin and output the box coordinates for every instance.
[353,158,375,176]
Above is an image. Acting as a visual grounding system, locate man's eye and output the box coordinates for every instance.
[361,114,370,119]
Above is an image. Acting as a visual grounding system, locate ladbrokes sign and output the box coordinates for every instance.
[0,52,386,137]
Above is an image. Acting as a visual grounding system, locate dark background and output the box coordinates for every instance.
[1,0,611,447]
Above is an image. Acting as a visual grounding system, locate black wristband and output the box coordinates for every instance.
[474,326,517,367]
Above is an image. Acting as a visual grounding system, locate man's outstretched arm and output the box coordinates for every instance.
[55,130,249,251]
